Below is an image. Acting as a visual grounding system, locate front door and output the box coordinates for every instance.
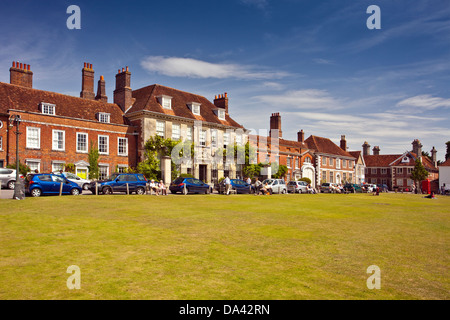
[77,168,88,180]
[199,165,207,183]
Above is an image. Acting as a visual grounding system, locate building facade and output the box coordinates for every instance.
[0,61,246,183]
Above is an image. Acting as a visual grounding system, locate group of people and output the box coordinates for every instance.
[148,179,168,196]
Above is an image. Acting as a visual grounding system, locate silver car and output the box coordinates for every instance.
[287,180,308,193]
[54,172,91,190]
[262,179,287,194]
[0,168,23,189]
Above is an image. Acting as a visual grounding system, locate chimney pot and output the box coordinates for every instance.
[12,61,15,68]
[10,61,33,88]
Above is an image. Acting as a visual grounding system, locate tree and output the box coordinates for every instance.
[300,177,312,185]
[273,165,288,179]
[446,141,450,161]
[7,162,30,176]
[410,158,428,192]
[88,141,99,180]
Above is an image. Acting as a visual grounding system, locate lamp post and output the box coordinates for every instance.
[9,115,24,200]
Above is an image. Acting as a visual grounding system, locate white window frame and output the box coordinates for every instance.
[52,130,65,151]
[98,135,109,155]
[218,109,225,120]
[118,137,128,156]
[223,132,230,147]
[172,124,181,141]
[0,136,3,151]
[158,95,173,109]
[26,127,41,149]
[52,161,65,172]
[156,121,165,138]
[98,112,111,123]
[287,157,291,168]
[322,157,327,166]
[381,168,387,174]
[41,103,56,115]
[26,160,41,173]
[342,159,347,168]
[189,103,201,115]
[98,165,109,180]
[76,133,88,153]
[372,168,377,174]
[211,129,217,148]
[200,129,207,147]
[186,127,193,141]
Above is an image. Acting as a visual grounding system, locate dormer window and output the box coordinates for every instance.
[402,156,409,163]
[157,95,173,109]
[40,103,55,115]
[188,102,201,115]
[214,108,226,120]
[97,112,110,123]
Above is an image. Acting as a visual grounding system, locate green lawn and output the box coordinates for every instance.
[0,193,448,300]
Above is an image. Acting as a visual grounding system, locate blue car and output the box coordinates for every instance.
[169,177,211,195]
[25,173,82,197]
[217,179,253,194]
[88,173,148,195]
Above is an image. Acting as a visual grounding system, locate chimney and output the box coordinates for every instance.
[340,135,347,151]
[431,146,437,167]
[10,61,33,88]
[412,139,422,157]
[213,92,228,113]
[114,66,132,112]
[269,113,282,138]
[95,75,108,102]
[297,130,305,143]
[80,62,95,100]
[373,146,380,156]
[362,141,371,156]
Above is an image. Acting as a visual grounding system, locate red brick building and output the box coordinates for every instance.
[363,140,439,191]
[0,62,136,179]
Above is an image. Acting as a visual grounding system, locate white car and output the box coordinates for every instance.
[54,172,91,190]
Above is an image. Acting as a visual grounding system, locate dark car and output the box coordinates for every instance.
[217,179,253,194]
[25,173,82,197]
[169,177,211,195]
[89,173,148,195]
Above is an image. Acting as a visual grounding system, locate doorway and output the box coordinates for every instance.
[199,164,207,182]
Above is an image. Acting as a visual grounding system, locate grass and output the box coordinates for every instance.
[0,192,448,300]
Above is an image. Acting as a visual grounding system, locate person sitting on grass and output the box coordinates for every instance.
[158,180,167,196]
[424,191,436,199]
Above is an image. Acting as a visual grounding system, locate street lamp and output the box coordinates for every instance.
[9,115,25,200]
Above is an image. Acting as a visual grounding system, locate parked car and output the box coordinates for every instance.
[25,173,82,197]
[320,182,338,193]
[377,184,389,192]
[216,178,253,194]
[169,177,211,194]
[54,171,91,190]
[287,180,308,193]
[261,179,287,194]
[88,173,148,195]
[343,183,364,193]
[0,168,24,190]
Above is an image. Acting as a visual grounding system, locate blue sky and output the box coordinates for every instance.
[1,0,449,160]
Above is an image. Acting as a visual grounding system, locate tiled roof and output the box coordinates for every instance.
[349,151,361,159]
[364,154,401,167]
[128,84,244,128]
[440,158,450,167]
[364,152,438,171]
[0,82,128,125]
[305,135,355,158]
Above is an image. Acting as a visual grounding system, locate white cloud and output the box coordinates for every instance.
[255,89,343,110]
[140,56,288,80]
[396,95,450,111]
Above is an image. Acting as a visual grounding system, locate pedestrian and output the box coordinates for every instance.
[254,178,262,195]
[34,169,39,173]
[225,176,231,195]
[246,177,251,185]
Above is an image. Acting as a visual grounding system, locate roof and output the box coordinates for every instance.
[364,152,438,171]
[364,154,402,167]
[305,135,355,158]
[128,84,244,128]
[440,158,450,167]
[0,82,128,125]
